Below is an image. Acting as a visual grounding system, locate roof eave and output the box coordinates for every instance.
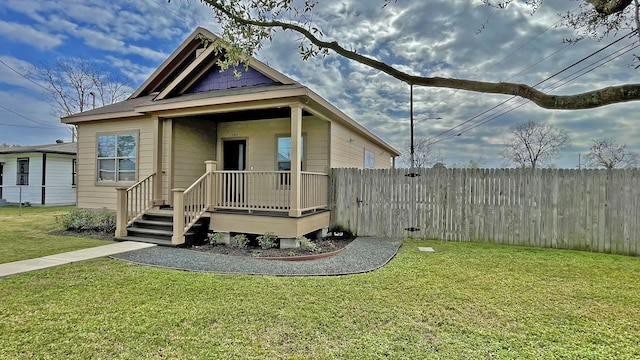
[303,90,401,157]
[61,111,146,124]
[135,87,308,113]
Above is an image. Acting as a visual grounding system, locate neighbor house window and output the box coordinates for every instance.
[16,158,29,185]
[97,133,137,182]
[364,149,375,169]
[72,159,77,186]
[277,136,304,186]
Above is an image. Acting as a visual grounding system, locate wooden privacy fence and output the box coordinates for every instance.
[329,168,640,256]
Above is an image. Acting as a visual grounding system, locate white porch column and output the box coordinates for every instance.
[289,105,303,217]
[152,116,163,205]
[172,188,186,245]
[205,160,217,209]
[115,187,128,237]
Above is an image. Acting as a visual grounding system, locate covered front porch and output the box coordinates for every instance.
[116,164,330,246]
[112,96,334,245]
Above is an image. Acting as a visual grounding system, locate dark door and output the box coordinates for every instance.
[223,140,246,170]
[222,140,246,206]
[0,162,3,199]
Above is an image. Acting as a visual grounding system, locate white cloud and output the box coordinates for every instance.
[0,21,63,50]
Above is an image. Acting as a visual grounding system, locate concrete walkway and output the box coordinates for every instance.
[0,241,156,278]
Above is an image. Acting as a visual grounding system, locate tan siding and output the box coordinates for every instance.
[172,119,217,189]
[76,117,155,210]
[330,122,393,169]
[216,116,329,173]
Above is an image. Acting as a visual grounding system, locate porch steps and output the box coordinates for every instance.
[114,210,208,247]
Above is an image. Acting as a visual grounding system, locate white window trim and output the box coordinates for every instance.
[96,131,139,184]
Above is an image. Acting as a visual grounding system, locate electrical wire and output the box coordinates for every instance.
[0,104,59,129]
[427,30,639,144]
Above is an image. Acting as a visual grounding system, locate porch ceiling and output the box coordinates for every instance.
[180,107,313,122]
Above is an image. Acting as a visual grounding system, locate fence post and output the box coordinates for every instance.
[115,187,128,237]
[172,188,185,245]
[205,161,217,209]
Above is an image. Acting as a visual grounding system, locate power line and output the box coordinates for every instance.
[0,60,73,134]
[0,122,58,129]
[428,30,639,144]
[419,8,577,128]
[0,59,51,93]
[0,104,59,128]
[431,40,639,145]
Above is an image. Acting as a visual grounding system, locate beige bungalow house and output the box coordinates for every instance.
[62,27,399,246]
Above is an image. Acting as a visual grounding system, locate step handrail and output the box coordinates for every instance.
[171,171,211,245]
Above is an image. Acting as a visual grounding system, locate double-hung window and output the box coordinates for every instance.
[16,158,29,185]
[97,133,137,182]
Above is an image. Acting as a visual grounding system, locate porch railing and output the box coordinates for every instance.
[301,171,329,211]
[115,173,155,237]
[213,171,328,212]
[182,172,210,230]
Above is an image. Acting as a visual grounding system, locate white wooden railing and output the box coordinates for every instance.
[301,171,329,211]
[212,171,327,212]
[115,173,155,237]
[182,172,210,230]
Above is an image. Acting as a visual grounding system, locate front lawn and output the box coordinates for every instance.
[0,205,111,263]
[1,238,639,359]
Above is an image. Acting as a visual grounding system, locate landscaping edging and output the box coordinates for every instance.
[255,247,347,261]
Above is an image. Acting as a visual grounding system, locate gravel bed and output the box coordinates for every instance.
[110,237,403,276]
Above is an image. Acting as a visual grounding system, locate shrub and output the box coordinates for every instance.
[230,234,248,248]
[56,208,116,233]
[257,232,278,250]
[207,232,227,245]
[297,236,321,253]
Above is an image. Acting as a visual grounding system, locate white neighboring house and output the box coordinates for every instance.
[0,142,77,206]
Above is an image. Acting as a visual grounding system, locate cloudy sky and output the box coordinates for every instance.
[0,0,638,168]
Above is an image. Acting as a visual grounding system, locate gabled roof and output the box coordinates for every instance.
[61,27,400,157]
[131,27,297,100]
[0,142,77,155]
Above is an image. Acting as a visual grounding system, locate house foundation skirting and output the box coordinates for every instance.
[208,210,330,238]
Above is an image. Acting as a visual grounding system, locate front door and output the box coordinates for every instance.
[223,140,246,171]
[222,140,246,206]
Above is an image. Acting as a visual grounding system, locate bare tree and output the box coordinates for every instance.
[585,138,639,168]
[501,120,569,169]
[451,157,487,169]
[398,137,441,168]
[183,0,640,110]
[29,58,132,141]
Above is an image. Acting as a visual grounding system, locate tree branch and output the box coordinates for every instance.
[201,0,640,110]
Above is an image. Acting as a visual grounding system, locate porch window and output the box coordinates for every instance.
[277,136,304,186]
[16,158,29,185]
[97,133,137,182]
[365,149,375,169]
[277,136,304,171]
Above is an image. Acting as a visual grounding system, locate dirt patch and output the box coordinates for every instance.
[190,235,354,258]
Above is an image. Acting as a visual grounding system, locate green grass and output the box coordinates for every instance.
[0,233,639,358]
[0,205,112,263]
